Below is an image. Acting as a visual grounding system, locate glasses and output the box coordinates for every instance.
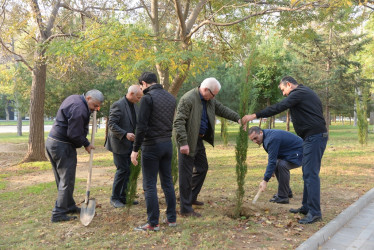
[207,88,215,98]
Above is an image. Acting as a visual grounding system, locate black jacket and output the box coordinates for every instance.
[256,84,326,139]
[133,84,176,152]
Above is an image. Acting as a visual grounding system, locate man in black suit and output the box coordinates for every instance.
[105,85,143,208]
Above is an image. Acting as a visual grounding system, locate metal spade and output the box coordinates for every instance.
[80,111,97,226]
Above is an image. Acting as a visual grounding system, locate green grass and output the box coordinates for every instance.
[0,123,373,249]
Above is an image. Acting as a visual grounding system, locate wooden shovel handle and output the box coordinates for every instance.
[252,188,262,204]
[85,111,96,203]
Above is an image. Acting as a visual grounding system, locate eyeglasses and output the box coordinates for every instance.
[208,88,215,98]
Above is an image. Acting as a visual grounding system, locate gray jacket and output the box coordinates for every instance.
[105,97,139,154]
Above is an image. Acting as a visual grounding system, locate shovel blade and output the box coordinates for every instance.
[80,198,96,226]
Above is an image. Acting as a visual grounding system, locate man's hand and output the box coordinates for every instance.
[241,114,256,125]
[180,145,190,155]
[85,144,95,154]
[131,151,139,165]
[259,180,267,192]
[126,133,135,142]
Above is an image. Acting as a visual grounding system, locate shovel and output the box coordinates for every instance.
[252,188,263,204]
[80,110,97,226]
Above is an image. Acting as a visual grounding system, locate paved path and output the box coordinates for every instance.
[321,200,374,250]
[297,188,374,250]
[0,125,52,133]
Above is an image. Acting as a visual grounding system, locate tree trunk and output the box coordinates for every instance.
[23,57,47,162]
[5,100,9,121]
[286,110,290,131]
[17,108,22,136]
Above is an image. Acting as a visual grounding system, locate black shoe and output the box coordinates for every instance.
[51,215,77,223]
[120,199,139,205]
[273,193,293,199]
[68,207,81,214]
[110,199,125,208]
[180,211,202,217]
[192,200,204,206]
[289,207,308,215]
[269,196,289,204]
[298,213,322,224]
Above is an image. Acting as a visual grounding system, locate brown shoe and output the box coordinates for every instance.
[180,211,202,217]
[192,200,204,206]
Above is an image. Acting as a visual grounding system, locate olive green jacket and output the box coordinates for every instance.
[173,87,240,156]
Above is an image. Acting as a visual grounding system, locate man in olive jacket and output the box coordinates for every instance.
[174,77,240,217]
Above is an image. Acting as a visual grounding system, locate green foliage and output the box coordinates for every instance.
[234,70,252,218]
[126,151,142,211]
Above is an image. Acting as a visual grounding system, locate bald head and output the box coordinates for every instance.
[126,85,143,104]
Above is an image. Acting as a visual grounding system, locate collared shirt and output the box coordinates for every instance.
[199,92,208,135]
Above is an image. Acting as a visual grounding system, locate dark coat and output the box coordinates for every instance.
[49,95,90,148]
[105,96,139,154]
[262,129,303,181]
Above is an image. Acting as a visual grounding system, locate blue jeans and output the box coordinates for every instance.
[301,133,328,217]
[111,148,132,203]
[141,141,176,226]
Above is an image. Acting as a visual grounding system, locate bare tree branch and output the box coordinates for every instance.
[0,37,32,71]
[43,33,79,44]
[30,0,46,39]
[59,2,102,23]
[187,3,317,39]
[185,0,208,34]
[173,0,187,39]
[45,0,61,37]
[140,0,153,22]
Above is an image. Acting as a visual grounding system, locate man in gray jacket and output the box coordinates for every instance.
[174,78,240,217]
[105,85,142,208]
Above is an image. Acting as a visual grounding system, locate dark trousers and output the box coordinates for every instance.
[111,149,132,203]
[275,159,300,198]
[178,138,208,213]
[301,133,328,217]
[46,138,78,218]
[141,141,176,226]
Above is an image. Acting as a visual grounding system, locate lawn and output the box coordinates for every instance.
[0,123,373,249]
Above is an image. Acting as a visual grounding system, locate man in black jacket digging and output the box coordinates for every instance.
[242,76,328,224]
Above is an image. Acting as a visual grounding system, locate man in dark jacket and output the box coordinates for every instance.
[248,126,302,204]
[46,89,104,223]
[131,72,177,231]
[173,77,241,217]
[242,76,328,224]
[105,85,142,208]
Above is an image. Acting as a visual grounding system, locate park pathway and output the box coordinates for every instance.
[297,187,374,250]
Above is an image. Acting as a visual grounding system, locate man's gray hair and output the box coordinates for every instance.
[248,126,262,136]
[128,85,141,94]
[85,89,104,103]
[201,77,221,92]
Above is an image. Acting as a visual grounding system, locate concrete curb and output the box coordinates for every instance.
[296,187,374,250]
